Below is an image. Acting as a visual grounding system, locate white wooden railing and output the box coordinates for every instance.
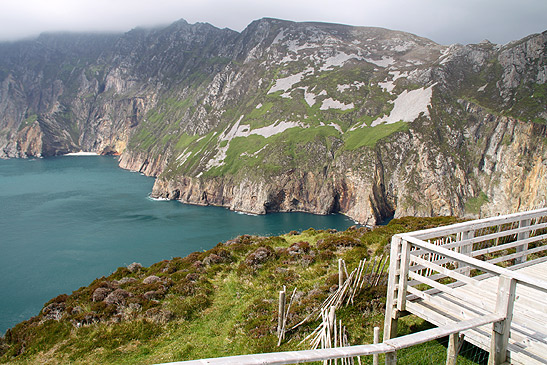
[384,207,547,365]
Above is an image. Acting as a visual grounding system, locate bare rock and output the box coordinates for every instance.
[127,262,143,273]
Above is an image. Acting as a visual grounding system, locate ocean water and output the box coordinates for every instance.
[0,156,354,334]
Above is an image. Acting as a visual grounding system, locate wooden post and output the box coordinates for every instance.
[488,275,517,365]
[329,306,336,336]
[373,326,380,365]
[384,235,402,342]
[396,239,411,312]
[515,219,531,264]
[446,332,460,365]
[277,289,286,338]
[459,230,474,276]
[339,259,344,288]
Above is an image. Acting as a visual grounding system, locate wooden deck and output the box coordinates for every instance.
[405,260,547,364]
[384,208,547,365]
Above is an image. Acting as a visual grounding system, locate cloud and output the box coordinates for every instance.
[0,0,545,44]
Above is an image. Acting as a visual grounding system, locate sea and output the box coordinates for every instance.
[0,155,354,334]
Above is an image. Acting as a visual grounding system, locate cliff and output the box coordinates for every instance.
[0,19,546,224]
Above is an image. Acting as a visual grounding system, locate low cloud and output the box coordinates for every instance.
[0,0,545,44]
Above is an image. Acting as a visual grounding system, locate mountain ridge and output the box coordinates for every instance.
[0,18,546,224]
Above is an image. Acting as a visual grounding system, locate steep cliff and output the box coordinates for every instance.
[0,19,545,224]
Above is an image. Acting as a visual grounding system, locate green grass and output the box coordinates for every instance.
[204,124,341,177]
[343,122,409,150]
[17,114,38,131]
[0,217,467,364]
[465,192,489,215]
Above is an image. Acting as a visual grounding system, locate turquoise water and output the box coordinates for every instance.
[0,156,354,334]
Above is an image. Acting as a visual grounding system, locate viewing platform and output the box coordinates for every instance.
[384,207,547,364]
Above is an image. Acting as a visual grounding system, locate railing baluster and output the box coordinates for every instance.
[515,219,531,264]
[383,236,402,342]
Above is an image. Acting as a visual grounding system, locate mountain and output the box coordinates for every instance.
[1,18,546,224]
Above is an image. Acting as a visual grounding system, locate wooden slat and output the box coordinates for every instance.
[486,245,547,264]
[408,271,491,310]
[410,228,547,258]
[401,235,547,292]
[406,260,547,365]
[409,254,479,287]
[406,286,487,321]
[471,233,547,257]
[407,208,547,241]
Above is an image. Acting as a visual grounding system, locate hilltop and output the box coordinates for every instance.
[0,19,545,224]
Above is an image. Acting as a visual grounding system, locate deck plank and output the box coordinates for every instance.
[406,260,547,365]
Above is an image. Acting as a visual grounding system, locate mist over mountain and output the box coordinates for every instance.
[1,18,546,224]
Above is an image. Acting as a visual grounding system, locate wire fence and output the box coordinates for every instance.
[394,336,489,365]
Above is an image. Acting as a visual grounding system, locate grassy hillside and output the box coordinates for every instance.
[0,216,470,364]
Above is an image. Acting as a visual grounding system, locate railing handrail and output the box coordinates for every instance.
[400,234,547,292]
[405,207,547,241]
[163,314,504,365]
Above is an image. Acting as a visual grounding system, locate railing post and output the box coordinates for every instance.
[459,230,474,276]
[384,236,403,342]
[488,275,517,365]
[397,239,411,312]
[446,333,463,365]
[515,219,531,264]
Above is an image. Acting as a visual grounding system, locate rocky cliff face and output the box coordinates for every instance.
[0,19,545,224]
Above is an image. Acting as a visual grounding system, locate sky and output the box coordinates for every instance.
[0,0,546,45]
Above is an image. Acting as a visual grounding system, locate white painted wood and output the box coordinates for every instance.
[409,254,480,287]
[401,235,547,291]
[471,233,547,257]
[446,332,461,365]
[383,236,402,341]
[373,327,379,365]
[406,261,547,365]
[487,245,547,264]
[163,314,502,365]
[488,276,517,365]
[396,239,411,311]
[408,208,547,241]
[408,271,491,310]
[515,219,531,265]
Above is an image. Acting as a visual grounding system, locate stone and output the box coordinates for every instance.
[127,262,143,273]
